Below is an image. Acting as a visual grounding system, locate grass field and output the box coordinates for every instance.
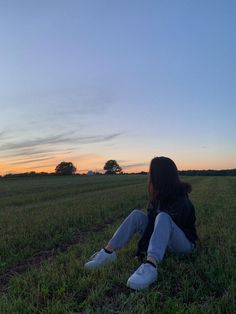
[0,175,235,313]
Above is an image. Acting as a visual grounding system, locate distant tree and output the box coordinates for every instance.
[55,161,76,175]
[104,160,122,175]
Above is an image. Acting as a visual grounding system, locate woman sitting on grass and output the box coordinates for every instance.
[84,156,198,290]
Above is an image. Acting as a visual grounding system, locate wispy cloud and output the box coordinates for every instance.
[122,162,148,169]
[9,157,54,165]
[0,132,73,150]
[73,133,122,144]
[0,131,123,151]
[0,130,124,174]
[0,120,124,173]
[1,147,76,158]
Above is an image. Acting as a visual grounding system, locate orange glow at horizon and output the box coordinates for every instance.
[1,157,235,176]
[1,149,236,176]
[0,154,107,175]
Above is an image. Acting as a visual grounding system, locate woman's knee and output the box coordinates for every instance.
[156,211,172,221]
[154,212,174,229]
[131,209,145,216]
[129,209,147,222]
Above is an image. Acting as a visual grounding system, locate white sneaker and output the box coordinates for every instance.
[126,263,157,290]
[84,249,117,269]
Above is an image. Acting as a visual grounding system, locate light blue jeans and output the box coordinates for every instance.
[108,209,195,262]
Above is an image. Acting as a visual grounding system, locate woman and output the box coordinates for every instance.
[84,156,198,290]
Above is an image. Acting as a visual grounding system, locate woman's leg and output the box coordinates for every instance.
[147,212,194,263]
[126,212,194,290]
[85,209,148,269]
[108,209,148,250]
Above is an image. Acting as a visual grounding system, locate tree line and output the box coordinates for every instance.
[1,160,123,178]
[1,160,236,178]
[179,169,236,176]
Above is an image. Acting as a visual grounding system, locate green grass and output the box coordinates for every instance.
[0,175,235,313]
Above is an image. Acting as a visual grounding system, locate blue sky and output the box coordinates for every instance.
[0,0,235,174]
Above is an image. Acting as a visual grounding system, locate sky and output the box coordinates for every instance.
[0,0,235,175]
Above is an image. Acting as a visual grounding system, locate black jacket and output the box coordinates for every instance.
[136,194,198,258]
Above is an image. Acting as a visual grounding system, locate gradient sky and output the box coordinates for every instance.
[0,0,235,175]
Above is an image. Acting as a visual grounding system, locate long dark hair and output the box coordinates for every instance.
[148,156,191,204]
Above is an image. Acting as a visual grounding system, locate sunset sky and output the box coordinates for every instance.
[0,0,235,175]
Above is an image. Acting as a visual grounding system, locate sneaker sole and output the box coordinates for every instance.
[126,278,157,290]
[84,259,117,270]
[84,263,101,270]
